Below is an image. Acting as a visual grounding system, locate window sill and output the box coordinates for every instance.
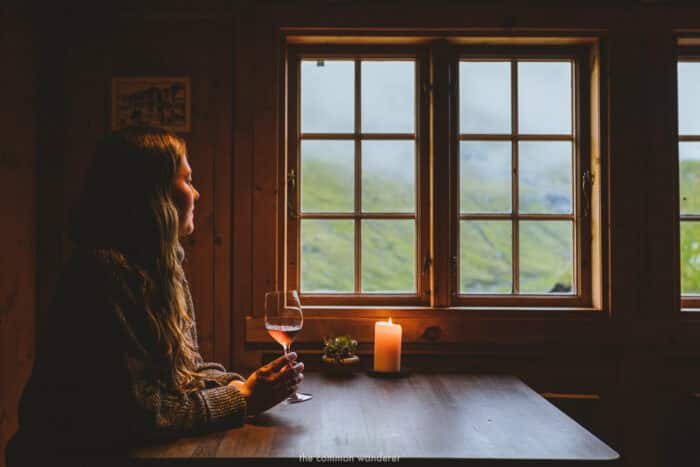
[245,307,610,346]
[299,305,606,320]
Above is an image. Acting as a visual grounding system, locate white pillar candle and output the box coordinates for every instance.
[374,318,402,373]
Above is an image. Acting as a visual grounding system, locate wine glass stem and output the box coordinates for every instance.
[282,343,291,362]
[282,344,294,380]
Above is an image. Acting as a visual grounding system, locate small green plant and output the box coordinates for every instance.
[322,335,358,361]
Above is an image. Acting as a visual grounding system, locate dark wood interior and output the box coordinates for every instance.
[3,1,700,466]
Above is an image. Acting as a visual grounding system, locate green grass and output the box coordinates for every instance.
[299,157,574,294]
[680,158,700,295]
[298,154,700,296]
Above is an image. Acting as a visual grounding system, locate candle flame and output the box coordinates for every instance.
[388,317,392,324]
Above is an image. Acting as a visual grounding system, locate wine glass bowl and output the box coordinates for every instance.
[264,290,312,403]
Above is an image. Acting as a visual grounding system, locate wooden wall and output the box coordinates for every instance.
[0,5,36,467]
[3,2,700,467]
[2,3,236,466]
[33,4,237,366]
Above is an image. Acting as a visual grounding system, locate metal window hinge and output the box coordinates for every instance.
[288,169,297,220]
[582,170,593,219]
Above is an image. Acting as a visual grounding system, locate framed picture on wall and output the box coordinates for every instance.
[111,76,191,132]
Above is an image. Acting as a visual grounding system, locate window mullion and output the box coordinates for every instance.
[431,40,454,307]
[511,59,520,294]
[288,51,301,293]
[355,58,362,294]
[418,49,432,301]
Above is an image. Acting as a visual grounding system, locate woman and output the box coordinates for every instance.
[6,127,304,464]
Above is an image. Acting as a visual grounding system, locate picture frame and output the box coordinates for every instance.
[111,76,191,132]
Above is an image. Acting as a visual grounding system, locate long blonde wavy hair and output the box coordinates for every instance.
[70,126,204,392]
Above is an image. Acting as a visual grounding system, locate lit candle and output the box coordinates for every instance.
[374,318,402,373]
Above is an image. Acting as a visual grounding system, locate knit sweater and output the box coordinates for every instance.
[7,246,247,462]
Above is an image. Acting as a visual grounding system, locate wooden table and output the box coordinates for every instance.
[132,372,619,465]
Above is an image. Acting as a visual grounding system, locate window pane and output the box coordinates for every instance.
[518,62,572,135]
[301,220,354,292]
[520,221,573,294]
[681,221,700,295]
[362,61,415,133]
[460,61,511,134]
[680,142,700,215]
[519,141,573,214]
[301,140,354,213]
[460,220,512,294]
[361,220,415,293]
[301,60,354,133]
[460,141,511,213]
[679,62,700,135]
[362,141,415,213]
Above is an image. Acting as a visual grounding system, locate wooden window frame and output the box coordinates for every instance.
[450,46,593,308]
[286,45,431,306]
[283,37,602,313]
[678,46,700,310]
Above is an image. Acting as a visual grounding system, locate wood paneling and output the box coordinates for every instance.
[36,13,236,366]
[232,9,259,371]
[0,8,36,467]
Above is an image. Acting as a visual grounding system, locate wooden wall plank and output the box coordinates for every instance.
[232,7,259,371]
[0,8,36,467]
[642,25,680,318]
[251,14,282,322]
[212,20,235,368]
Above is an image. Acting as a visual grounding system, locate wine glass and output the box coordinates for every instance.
[264,290,312,403]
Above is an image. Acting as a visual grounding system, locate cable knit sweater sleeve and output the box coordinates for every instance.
[91,249,248,441]
[181,274,247,387]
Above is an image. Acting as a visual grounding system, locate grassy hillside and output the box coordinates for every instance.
[680,159,700,295]
[297,148,700,296]
[299,148,575,294]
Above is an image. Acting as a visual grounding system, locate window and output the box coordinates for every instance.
[454,49,591,307]
[286,40,596,309]
[678,52,700,308]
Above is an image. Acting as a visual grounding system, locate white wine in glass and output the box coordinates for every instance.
[264,290,312,403]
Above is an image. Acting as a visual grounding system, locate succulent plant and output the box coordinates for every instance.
[322,335,358,361]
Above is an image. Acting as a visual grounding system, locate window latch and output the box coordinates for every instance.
[288,169,297,220]
[422,256,432,275]
[581,169,593,219]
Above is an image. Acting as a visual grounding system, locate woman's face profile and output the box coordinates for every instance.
[172,155,200,237]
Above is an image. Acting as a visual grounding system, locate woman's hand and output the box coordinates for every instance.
[228,352,304,417]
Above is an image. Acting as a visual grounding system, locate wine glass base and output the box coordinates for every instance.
[286,392,312,404]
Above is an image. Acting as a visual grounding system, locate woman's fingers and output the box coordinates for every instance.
[275,362,304,398]
[289,372,303,385]
[278,363,303,384]
[265,352,298,373]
